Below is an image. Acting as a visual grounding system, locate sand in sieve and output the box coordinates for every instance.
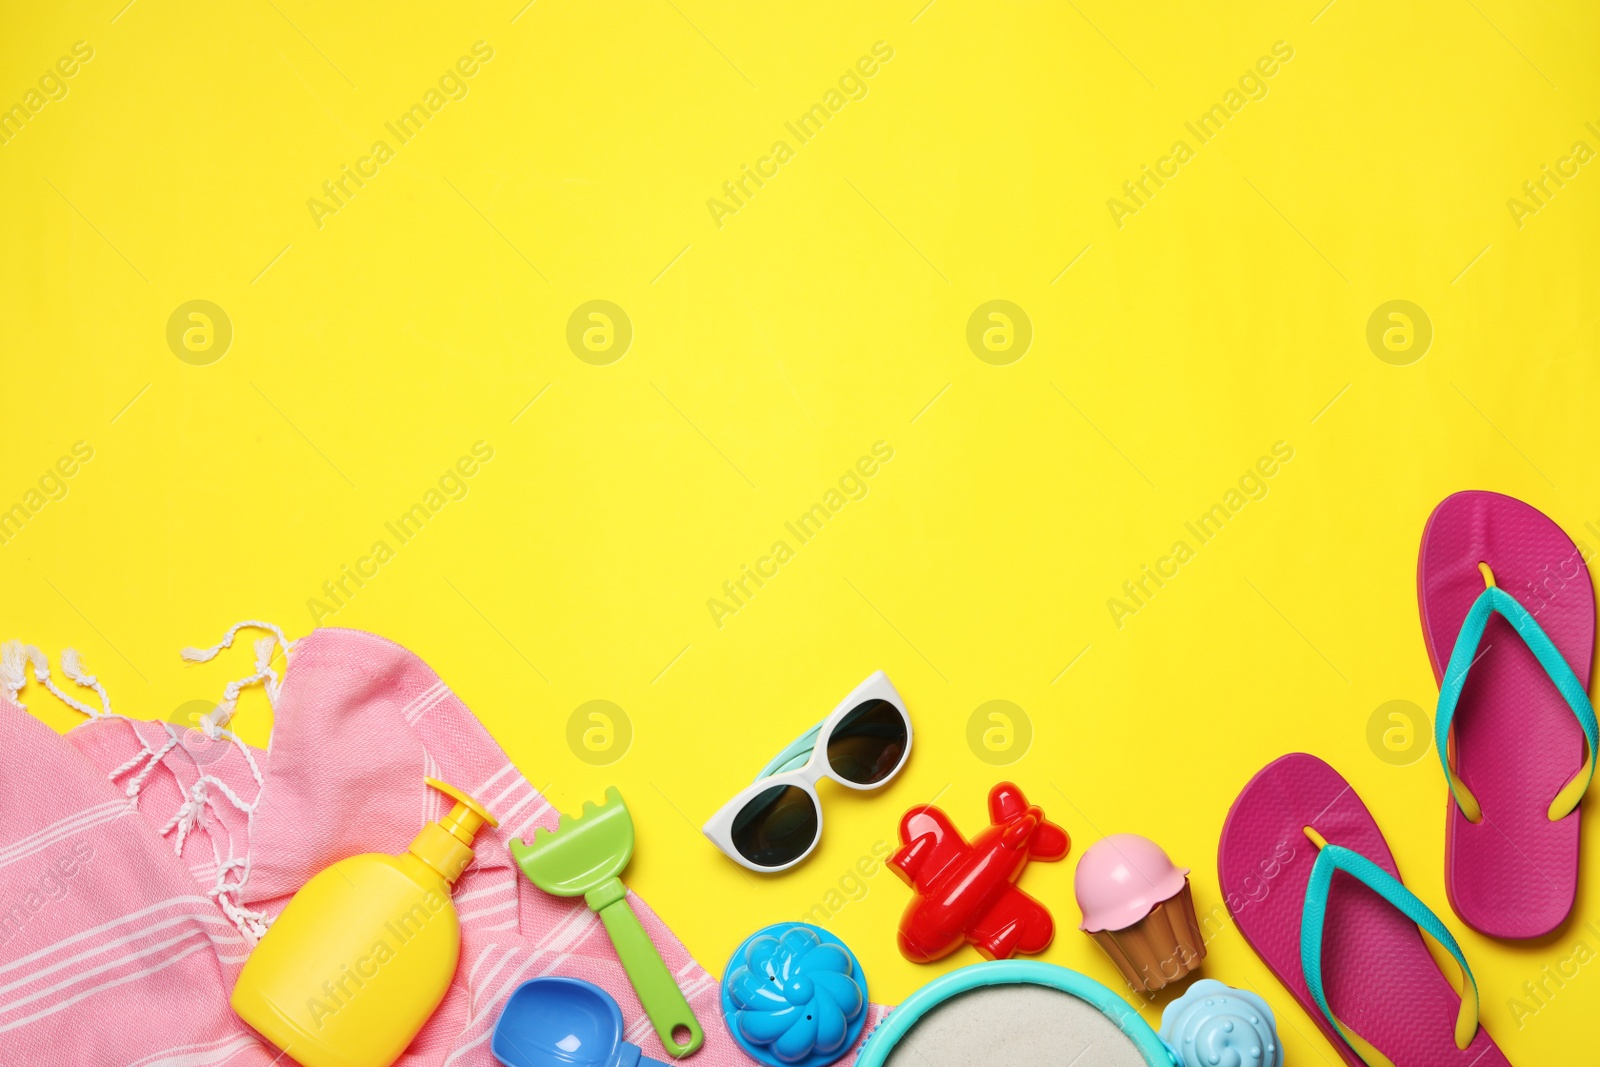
[882,984,1150,1067]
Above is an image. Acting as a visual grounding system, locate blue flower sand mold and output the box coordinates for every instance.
[855,961,1175,1067]
[722,923,868,1067]
[1159,979,1282,1067]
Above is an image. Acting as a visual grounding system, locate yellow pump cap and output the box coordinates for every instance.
[409,777,499,884]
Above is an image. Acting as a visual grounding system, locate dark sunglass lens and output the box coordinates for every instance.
[731,784,820,868]
[826,698,908,785]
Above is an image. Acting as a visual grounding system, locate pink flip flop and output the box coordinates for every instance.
[1219,753,1508,1067]
[1419,490,1599,938]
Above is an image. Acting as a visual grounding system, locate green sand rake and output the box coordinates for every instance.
[510,786,704,1058]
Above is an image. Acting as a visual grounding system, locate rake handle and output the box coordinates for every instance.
[586,877,705,1058]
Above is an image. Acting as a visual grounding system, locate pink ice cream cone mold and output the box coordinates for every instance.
[1076,833,1189,932]
[1075,833,1204,993]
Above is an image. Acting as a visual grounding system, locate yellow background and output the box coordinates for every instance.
[4,0,1599,1061]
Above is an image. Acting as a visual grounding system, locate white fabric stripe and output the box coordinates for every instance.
[457,899,515,923]
[526,901,592,953]
[0,801,129,870]
[445,952,548,1065]
[0,799,123,856]
[496,912,596,1001]
[679,972,715,1001]
[472,763,517,799]
[397,680,447,720]
[620,969,712,1044]
[407,688,451,724]
[451,924,603,1065]
[464,943,503,991]
[447,910,604,1063]
[624,1011,654,1042]
[132,1033,261,1067]
[174,1036,258,1067]
[0,940,210,1035]
[130,1033,244,1067]
[474,908,595,1022]
[420,750,442,826]
[0,896,213,980]
[453,883,510,905]
[0,798,123,855]
[510,801,552,839]
[485,776,528,812]
[0,928,207,1017]
[480,919,519,932]
[466,948,520,1013]
[492,788,539,828]
[129,1030,240,1062]
[0,912,238,996]
[445,1025,495,1062]
[402,682,450,724]
[535,950,574,978]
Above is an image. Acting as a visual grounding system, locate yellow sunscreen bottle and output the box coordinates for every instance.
[231,778,498,1067]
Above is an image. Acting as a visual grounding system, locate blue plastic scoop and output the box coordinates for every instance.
[492,977,674,1067]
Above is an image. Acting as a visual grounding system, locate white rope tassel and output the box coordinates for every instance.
[211,858,272,944]
[160,772,256,855]
[109,722,182,805]
[118,730,181,804]
[0,641,26,708]
[199,636,282,735]
[22,645,107,720]
[184,623,292,736]
[182,620,293,664]
[257,636,283,707]
[60,649,113,718]
[155,620,291,941]
[162,779,209,855]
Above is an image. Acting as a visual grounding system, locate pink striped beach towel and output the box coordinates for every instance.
[0,625,887,1066]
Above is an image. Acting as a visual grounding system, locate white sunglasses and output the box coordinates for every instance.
[702,671,912,872]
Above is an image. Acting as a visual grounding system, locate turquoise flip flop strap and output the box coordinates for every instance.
[1433,584,1599,821]
[1301,839,1480,1066]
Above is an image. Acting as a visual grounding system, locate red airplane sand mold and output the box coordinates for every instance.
[888,781,1071,963]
